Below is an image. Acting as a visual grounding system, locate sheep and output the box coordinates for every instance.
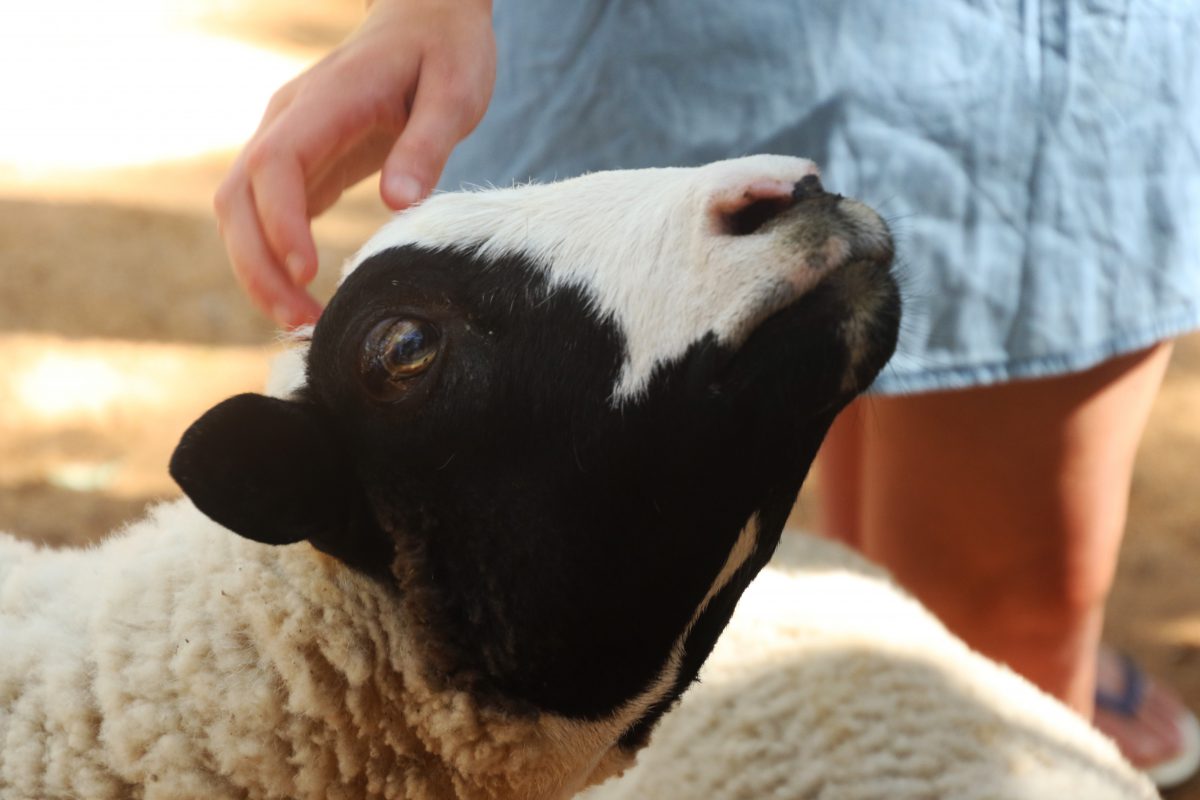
[578,530,1160,800]
[0,154,903,800]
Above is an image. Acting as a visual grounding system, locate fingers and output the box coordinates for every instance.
[214,168,323,328]
[215,70,385,327]
[256,78,300,136]
[212,75,321,329]
[214,0,496,326]
[239,49,403,290]
[307,128,400,218]
[220,85,360,323]
[246,141,320,287]
[381,55,494,209]
[380,102,457,208]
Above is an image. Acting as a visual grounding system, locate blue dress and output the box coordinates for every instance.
[439,0,1200,394]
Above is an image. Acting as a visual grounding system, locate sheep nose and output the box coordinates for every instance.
[792,174,826,200]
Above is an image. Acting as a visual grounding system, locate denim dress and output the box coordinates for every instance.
[439,0,1200,394]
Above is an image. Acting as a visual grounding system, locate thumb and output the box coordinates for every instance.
[380,79,480,209]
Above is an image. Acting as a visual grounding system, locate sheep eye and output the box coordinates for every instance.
[362,318,440,396]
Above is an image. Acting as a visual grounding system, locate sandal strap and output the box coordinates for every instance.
[1094,651,1146,717]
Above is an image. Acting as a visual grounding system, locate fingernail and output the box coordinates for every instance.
[386,173,424,207]
[285,252,308,283]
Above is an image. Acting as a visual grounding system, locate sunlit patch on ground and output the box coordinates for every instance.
[0,334,273,498]
[0,0,313,174]
[16,352,171,420]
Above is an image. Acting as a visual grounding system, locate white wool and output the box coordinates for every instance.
[580,531,1160,800]
[9,512,1153,800]
[0,502,640,800]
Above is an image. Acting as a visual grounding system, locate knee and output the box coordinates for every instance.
[952,553,1115,644]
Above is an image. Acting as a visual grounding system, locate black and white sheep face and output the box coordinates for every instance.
[171,155,900,749]
[343,154,895,402]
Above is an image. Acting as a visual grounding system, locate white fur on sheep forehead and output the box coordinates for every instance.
[347,155,840,401]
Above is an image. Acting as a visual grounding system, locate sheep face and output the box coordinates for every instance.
[171,155,899,749]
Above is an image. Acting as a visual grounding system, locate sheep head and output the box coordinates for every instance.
[170,155,900,750]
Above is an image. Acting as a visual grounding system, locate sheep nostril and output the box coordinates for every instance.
[715,176,826,236]
[792,174,825,201]
[723,197,794,236]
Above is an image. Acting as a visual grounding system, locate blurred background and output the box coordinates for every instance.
[0,0,387,538]
[0,1,1197,795]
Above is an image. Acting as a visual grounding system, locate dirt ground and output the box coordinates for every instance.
[1,1,1198,795]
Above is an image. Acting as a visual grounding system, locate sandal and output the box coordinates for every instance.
[1093,649,1200,790]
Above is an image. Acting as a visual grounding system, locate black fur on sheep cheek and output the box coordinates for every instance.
[170,243,899,749]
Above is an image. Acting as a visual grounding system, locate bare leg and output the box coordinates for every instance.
[816,344,1174,742]
[814,400,866,550]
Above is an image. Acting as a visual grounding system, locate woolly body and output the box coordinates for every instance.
[583,531,1159,800]
[0,501,634,799]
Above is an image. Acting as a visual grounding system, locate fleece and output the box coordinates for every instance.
[0,501,628,800]
[581,530,1160,800]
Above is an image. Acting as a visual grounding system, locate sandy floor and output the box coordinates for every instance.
[1,1,1197,795]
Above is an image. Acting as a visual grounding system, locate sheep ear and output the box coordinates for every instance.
[169,393,355,548]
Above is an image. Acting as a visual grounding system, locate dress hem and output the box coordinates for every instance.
[870,307,1200,396]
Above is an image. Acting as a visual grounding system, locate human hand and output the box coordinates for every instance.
[214,0,496,327]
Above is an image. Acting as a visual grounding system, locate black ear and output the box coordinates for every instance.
[170,393,369,555]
